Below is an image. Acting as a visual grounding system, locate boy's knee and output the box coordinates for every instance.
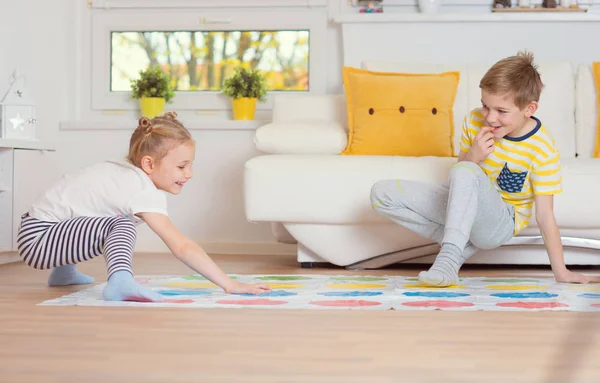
[470,234,506,250]
[470,238,496,250]
[450,162,485,182]
[370,179,396,209]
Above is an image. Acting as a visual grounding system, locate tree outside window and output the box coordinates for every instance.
[111,30,309,94]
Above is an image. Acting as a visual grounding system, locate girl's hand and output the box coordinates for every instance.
[226,281,272,295]
[555,270,600,284]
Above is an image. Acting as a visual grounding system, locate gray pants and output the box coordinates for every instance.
[370,161,515,254]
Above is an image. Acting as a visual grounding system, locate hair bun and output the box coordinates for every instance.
[164,111,178,120]
[138,117,153,134]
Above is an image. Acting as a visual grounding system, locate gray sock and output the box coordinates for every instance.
[418,243,468,287]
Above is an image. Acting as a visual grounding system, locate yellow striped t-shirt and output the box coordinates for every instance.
[459,108,562,235]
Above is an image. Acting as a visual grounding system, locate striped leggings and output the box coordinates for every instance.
[17,214,137,277]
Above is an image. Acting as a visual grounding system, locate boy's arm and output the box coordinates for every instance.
[535,195,600,283]
[136,212,272,294]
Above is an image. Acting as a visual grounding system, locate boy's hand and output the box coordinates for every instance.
[555,270,600,284]
[466,126,495,163]
[226,281,272,295]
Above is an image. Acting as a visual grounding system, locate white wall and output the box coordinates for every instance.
[0,0,343,255]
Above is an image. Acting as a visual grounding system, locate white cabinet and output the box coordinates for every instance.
[0,146,58,253]
[0,149,13,252]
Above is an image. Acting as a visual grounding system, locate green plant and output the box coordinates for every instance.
[130,66,175,103]
[221,67,267,101]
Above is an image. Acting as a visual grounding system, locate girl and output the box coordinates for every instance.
[17,112,271,302]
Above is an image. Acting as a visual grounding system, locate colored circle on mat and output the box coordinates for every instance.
[330,277,388,282]
[485,285,546,291]
[481,278,541,284]
[491,292,558,299]
[496,302,568,309]
[158,289,212,296]
[568,285,600,291]
[402,300,474,308]
[265,283,304,289]
[216,299,288,306]
[403,291,469,298]
[496,302,569,309]
[255,276,312,281]
[163,299,194,304]
[402,283,466,289]
[325,283,387,289]
[318,291,384,297]
[237,290,297,297]
[310,300,382,307]
[578,293,600,299]
[592,304,600,308]
[163,282,218,288]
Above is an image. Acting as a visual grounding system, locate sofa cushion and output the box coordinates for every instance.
[245,155,600,229]
[272,94,347,125]
[363,61,469,157]
[341,66,459,157]
[245,155,456,224]
[254,120,347,155]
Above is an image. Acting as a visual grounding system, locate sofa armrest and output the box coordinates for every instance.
[254,120,348,154]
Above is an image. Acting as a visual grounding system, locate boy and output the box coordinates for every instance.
[370,51,600,286]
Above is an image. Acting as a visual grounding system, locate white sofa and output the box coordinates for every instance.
[244,61,600,269]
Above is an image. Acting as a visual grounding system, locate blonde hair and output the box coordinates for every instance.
[479,50,544,109]
[127,112,193,167]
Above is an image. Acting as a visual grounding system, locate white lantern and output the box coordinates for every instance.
[0,70,37,140]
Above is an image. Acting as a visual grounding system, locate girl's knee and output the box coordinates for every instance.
[111,217,137,235]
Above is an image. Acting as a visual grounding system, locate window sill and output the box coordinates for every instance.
[59,120,270,131]
[0,139,56,151]
[333,11,600,23]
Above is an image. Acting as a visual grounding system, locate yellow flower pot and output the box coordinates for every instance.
[140,97,166,119]
[232,97,257,120]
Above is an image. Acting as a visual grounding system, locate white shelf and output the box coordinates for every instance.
[0,139,56,151]
[60,120,270,131]
[333,11,600,23]
[90,0,327,9]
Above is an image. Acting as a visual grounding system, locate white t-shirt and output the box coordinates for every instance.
[28,160,168,225]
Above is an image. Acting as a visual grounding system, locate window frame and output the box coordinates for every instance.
[89,6,327,112]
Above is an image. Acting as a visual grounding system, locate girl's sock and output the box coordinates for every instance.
[102,270,164,302]
[48,264,95,286]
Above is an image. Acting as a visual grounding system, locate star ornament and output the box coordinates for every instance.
[10,113,25,131]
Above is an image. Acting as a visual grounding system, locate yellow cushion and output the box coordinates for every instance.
[341,66,460,157]
[592,62,600,158]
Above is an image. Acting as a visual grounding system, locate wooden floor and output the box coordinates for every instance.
[1,253,599,383]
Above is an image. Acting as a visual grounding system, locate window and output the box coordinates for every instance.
[111,30,310,93]
[90,7,327,112]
